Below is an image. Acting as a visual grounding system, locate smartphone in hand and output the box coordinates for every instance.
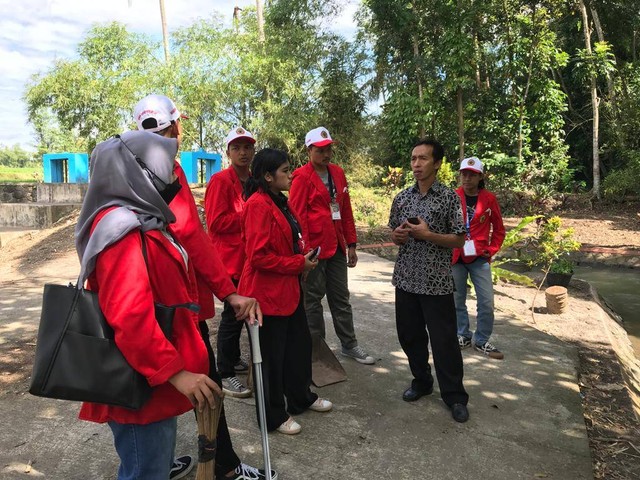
[309,246,321,261]
[407,217,420,225]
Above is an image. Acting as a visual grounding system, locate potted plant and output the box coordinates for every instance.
[531,216,581,287]
[546,257,575,287]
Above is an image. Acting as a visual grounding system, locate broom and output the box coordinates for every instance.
[195,393,223,480]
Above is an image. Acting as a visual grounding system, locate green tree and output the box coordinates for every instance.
[24,23,158,152]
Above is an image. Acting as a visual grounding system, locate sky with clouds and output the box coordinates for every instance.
[0,0,359,150]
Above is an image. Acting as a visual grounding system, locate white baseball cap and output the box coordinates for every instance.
[225,126,256,148]
[134,94,186,133]
[305,127,333,148]
[459,156,483,174]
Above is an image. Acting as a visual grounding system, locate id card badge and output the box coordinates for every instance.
[330,201,341,220]
[463,239,477,257]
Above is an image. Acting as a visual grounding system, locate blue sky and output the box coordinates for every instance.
[0,0,359,150]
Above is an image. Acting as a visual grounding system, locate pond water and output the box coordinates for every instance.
[573,264,640,358]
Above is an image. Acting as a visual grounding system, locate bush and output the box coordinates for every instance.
[603,150,640,200]
[345,152,384,188]
[348,185,394,230]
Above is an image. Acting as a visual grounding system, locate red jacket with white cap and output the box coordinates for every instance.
[452,187,506,264]
[289,162,357,260]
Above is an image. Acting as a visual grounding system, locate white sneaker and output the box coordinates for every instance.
[276,416,301,435]
[308,398,333,412]
[341,345,375,364]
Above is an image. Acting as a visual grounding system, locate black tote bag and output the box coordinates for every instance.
[29,282,199,409]
[29,283,153,409]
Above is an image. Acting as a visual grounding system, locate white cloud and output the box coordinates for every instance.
[0,0,357,149]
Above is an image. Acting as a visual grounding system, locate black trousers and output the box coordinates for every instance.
[395,288,469,407]
[255,298,318,431]
[216,279,247,378]
[198,321,241,477]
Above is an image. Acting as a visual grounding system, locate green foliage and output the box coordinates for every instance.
[348,185,394,229]
[492,215,541,285]
[345,153,384,188]
[437,159,457,188]
[24,23,158,153]
[0,144,38,167]
[549,257,574,275]
[603,150,640,200]
[531,216,581,271]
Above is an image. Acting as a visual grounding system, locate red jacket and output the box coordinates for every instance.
[204,167,246,281]
[238,191,306,316]
[171,164,236,319]
[289,162,357,260]
[80,209,208,425]
[452,187,506,264]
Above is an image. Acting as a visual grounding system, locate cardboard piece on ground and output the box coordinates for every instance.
[311,334,347,387]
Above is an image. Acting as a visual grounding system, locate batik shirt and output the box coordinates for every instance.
[388,181,465,295]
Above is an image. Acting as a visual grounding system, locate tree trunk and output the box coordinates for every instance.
[412,35,425,138]
[159,0,170,62]
[578,0,601,199]
[457,85,464,160]
[256,0,265,43]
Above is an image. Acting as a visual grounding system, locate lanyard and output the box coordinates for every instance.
[327,171,336,201]
[462,198,475,240]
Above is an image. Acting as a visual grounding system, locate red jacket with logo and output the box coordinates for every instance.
[170,164,236,319]
[452,187,506,264]
[204,167,246,281]
[238,191,306,316]
[289,162,357,260]
[79,208,208,425]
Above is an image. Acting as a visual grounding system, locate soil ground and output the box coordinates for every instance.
[0,193,639,478]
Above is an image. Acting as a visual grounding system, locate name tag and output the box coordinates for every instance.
[463,239,477,257]
[331,201,341,220]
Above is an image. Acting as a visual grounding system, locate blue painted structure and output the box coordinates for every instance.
[43,153,89,183]
[180,150,222,184]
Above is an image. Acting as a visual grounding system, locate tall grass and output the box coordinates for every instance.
[0,166,42,183]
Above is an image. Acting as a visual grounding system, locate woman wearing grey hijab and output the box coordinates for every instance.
[75,130,221,480]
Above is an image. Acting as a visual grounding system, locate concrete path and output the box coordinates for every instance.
[0,252,592,479]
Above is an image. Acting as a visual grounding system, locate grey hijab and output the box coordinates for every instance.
[75,130,178,283]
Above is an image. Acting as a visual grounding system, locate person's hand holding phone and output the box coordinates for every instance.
[303,247,320,273]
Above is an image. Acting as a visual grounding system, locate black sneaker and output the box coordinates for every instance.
[170,455,194,480]
[458,335,471,349]
[474,341,504,359]
[231,463,278,479]
[234,358,249,372]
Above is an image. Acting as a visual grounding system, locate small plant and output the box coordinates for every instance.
[549,257,574,275]
[532,216,581,273]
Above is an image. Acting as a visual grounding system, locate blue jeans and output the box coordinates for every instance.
[452,257,495,346]
[108,417,177,480]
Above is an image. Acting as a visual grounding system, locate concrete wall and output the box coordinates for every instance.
[0,203,78,228]
[36,183,87,204]
[0,184,37,203]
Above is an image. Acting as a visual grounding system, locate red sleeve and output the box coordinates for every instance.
[338,169,358,245]
[487,194,506,257]
[94,231,184,387]
[204,172,242,236]
[169,165,236,300]
[288,170,311,251]
[243,199,306,275]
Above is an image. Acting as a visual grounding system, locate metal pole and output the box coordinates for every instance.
[248,321,273,479]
